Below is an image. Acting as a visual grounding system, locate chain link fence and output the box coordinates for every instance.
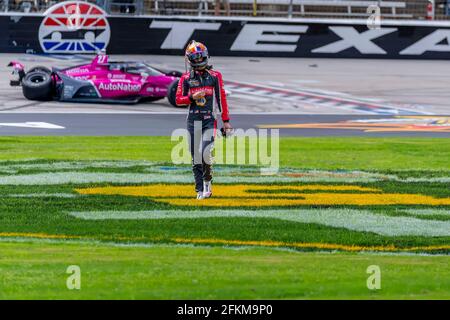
[1,0,450,20]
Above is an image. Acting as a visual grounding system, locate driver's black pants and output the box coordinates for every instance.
[188,117,216,192]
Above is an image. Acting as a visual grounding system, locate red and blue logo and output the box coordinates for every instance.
[39,1,110,53]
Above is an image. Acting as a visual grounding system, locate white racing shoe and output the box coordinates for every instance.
[203,180,212,199]
[196,192,204,200]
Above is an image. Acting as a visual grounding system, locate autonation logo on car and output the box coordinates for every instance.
[98,82,141,92]
[38,1,111,54]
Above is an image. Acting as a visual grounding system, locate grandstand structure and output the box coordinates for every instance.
[1,0,450,20]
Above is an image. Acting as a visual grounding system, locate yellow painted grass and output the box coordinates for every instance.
[0,232,449,253]
[76,184,381,198]
[158,194,450,206]
[75,184,450,207]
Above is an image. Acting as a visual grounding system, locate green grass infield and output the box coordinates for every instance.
[0,136,448,299]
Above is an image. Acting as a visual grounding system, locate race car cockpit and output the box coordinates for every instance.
[108,62,163,77]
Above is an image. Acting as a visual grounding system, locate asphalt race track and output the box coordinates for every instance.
[0,54,449,136]
[0,113,449,137]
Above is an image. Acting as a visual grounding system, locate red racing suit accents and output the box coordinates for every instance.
[175,68,230,122]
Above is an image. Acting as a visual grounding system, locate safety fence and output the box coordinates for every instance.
[1,0,450,20]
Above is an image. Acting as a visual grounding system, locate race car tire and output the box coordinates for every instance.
[22,70,53,101]
[167,79,185,108]
[28,66,51,75]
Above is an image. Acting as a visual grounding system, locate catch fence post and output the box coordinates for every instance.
[288,0,293,18]
[426,0,435,20]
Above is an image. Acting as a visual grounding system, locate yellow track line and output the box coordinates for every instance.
[172,238,450,252]
[0,232,83,240]
[1,232,449,253]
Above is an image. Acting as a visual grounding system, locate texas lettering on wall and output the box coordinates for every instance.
[146,19,450,58]
[2,14,450,58]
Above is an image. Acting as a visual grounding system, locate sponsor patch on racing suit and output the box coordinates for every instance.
[175,68,230,192]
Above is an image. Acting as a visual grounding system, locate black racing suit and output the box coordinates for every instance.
[175,68,230,192]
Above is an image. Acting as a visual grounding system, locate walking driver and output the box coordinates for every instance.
[175,40,233,199]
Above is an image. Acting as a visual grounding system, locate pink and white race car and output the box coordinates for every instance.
[8,52,182,107]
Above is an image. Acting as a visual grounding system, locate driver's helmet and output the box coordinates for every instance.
[185,40,209,69]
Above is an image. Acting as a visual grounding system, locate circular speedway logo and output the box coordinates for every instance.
[39,1,110,54]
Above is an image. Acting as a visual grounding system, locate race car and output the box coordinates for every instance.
[8,52,182,107]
